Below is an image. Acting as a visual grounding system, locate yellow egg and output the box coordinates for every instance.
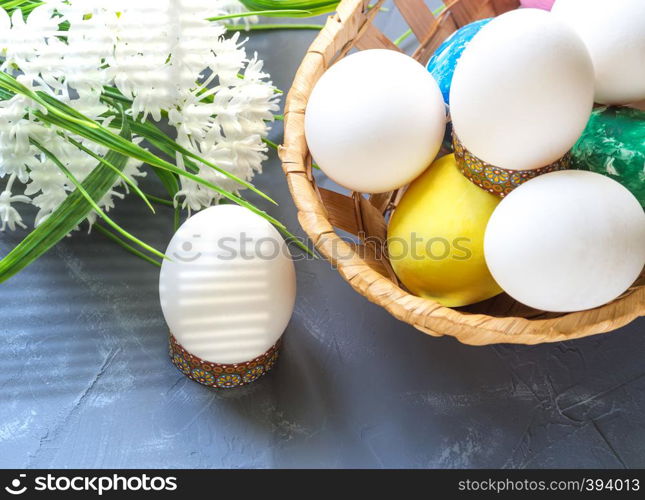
[387,154,503,307]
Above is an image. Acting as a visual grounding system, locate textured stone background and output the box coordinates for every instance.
[0,1,643,468]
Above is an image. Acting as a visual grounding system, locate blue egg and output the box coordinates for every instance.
[426,18,492,105]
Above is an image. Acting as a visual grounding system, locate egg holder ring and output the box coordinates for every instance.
[169,333,281,389]
[452,132,572,197]
[279,0,644,345]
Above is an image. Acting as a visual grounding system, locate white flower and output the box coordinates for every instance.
[0,0,278,232]
[0,175,30,230]
[32,188,69,226]
[24,155,68,198]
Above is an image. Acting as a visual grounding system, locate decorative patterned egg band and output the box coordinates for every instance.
[169,333,281,389]
[452,133,571,197]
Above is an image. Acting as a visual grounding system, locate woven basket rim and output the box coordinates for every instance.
[280,0,645,345]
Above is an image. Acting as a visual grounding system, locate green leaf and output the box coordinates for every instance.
[78,84,311,255]
[0,73,276,205]
[0,0,43,15]
[30,110,288,230]
[237,0,339,17]
[143,193,175,207]
[63,134,156,214]
[98,90,180,199]
[103,115,317,254]
[31,138,167,261]
[0,66,315,257]
[0,120,139,282]
[225,23,323,31]
[94,223,162,268]
[207,9,313,21]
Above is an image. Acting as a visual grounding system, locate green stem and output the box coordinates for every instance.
[226,23,323,31]
[392,5,446,47]
[173,205,181,232]
[207,9,312,21]
[31,138,168,262]
[144,193,175,207]
[393,28,412,46]
[94,224,161,268]
[63,134,155,214]
[238,0,338,17]
[262,137,280,151]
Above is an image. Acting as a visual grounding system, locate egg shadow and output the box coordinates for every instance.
[156,309,342,466]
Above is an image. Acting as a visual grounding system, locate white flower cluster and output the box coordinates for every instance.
[0,0,278,230]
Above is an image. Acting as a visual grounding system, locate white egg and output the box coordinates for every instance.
[484,170,645,312]
[159,205,296,364]
[304,49,446,193]
[552,0,645,105]
[450,9,594,171]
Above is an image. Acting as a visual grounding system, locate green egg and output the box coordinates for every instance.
[571,106,645,206]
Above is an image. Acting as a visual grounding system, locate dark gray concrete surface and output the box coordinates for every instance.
[0,2,643,468]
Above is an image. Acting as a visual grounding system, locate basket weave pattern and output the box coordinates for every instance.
[279,0,645,345]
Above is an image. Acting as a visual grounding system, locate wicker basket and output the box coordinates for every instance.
[279,0,645,345]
